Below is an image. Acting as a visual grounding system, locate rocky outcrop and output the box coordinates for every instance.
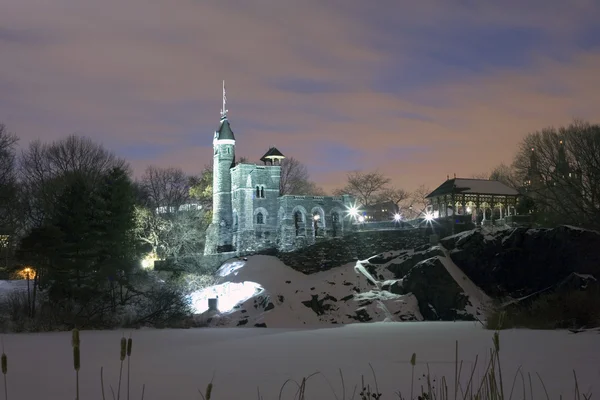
[268,230,429,274]
[399,257,472,320]
[201,247,485,327]
[440,226,600,298]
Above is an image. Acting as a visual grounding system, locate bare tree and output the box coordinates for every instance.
[139,166,190,212]
[405,185,431,219]
[489,163,519,188]
[512,120,600,229]
[377,187,410,208]
[19,135,127,227]
[279,157,323,195]
[136,166,209,261]
[0,124,19,267]
[0,124,18,226]
[334,170,391,206]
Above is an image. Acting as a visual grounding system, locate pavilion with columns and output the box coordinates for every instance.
[425,177,520,226]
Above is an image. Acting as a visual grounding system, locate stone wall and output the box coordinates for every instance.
[272,229,430,274]
[277,194,354,251]
[231,163,281,252]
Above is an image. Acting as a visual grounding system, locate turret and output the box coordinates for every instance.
[205,81,236,254]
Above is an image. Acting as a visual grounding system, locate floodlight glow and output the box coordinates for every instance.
[424,212,434,222]
[393,213,402,222]
[348,206,359,217]
[140,252,159,270]
[358,215,365,223]
[190,281,264,314]
[313,214,320,221]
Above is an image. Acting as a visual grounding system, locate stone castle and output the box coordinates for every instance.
[204,84,354,256]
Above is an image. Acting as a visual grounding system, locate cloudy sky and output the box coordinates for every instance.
[2,0,600,193]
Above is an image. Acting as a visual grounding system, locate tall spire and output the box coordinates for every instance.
[220,80,228,120]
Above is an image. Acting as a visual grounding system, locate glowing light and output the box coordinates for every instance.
[358,215,365,223]
[15,267,36,280]
[141,252,159,270]
[189,281,264,314]
[313,214,320,221]
[466,206,472,213]
[347,206,359,217]
[424,212,434,222]
[393,213,402,222]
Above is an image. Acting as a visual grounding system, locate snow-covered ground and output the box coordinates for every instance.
[2,322,598,399]
[190,251,490,327]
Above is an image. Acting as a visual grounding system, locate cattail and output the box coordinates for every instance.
[120,337,126,361]
[73,346,81,371]
[2,352,6,400]
[127,338,132,357]
[72,329,80,348]
[493,331,500,353]
[205,382,213,400]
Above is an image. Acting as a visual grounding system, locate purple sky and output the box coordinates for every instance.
[2,0,600,193]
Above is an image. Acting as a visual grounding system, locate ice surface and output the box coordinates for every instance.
[1,323,598,399]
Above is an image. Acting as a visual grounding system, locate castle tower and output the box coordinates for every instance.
[204,81,236,255]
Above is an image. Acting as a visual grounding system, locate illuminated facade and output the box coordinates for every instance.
[204,83,354,256]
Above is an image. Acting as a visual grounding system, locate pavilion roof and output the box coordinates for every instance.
[426,178,519,199]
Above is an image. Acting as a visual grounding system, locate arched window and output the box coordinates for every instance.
[260,186,265,198]
[294,211,303,236]
[256,186,260,198]
[331,212,339,237]
[256,212,264,224]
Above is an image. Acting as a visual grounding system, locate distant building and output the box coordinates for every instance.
[204,83,355,256]
[426,177,520,226]
[359,201,399,222]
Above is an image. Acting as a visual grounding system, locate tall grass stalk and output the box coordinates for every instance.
[127,335,133,400]
[1,338,7,400]
[118,336,126,400]
[72,329,81,400]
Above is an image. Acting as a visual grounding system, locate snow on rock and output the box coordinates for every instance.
[194,245,487,328]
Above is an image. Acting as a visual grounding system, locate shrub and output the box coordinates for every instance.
[486,286,600,330]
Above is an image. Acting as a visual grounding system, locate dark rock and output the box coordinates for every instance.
[254,323,267,328]
[301,294,338,316]
[401,257,472,321]
[347,308,372,322]
[264,302,275,311]
[237,318,248,326]
[381,280,403,295]
[442,226,600,298]
[386,247,443,278]
[277,295,284,302]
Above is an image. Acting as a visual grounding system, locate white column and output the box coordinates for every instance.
[499,205,503,219]
[482,206,487,221]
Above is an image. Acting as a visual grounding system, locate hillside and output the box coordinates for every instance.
[190,225,600,328]
[192,246,490,327]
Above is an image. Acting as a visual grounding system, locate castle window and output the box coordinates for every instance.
[294,211,303,236]
[260,186,265,198]
[331,212,339,237]
[256,186,260,198]
[256,212,264,224]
